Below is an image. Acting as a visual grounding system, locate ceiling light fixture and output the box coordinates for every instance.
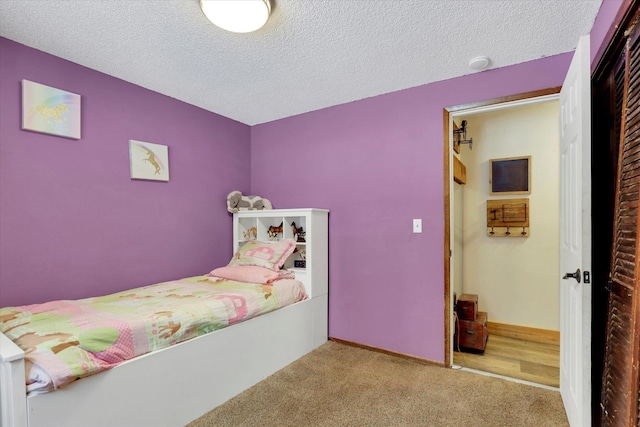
[469,56,491,71]
[200,0,271,33]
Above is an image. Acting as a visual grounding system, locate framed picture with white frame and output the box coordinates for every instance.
[129,140,170,182]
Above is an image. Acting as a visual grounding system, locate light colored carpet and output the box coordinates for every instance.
[187,340,568,426]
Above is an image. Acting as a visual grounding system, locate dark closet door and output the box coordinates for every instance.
[601,18,640,427]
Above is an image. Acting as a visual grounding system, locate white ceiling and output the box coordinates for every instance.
[0,0,602,126]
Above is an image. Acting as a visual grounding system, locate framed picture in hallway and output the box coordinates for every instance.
[489,156,531,195]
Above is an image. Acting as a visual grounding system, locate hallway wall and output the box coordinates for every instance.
[460,100,560,330]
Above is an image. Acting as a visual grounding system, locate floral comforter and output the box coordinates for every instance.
[0,275,307,394]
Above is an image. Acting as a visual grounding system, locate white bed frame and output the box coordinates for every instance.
[0,209,329,427]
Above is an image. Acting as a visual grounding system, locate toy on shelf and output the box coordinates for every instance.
[267,222,283,240]
[291,222,306,242]
[226,191,273,213]
[243,227,257,240]
[294,249,306,268]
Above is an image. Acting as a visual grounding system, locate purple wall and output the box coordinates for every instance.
[0,38,250,307]
[250,0,629,364]
[251,55,572,362]
[590,0,632,67]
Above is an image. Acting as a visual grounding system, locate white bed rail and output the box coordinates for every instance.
[0,295,327,427]
[0,332,27,427]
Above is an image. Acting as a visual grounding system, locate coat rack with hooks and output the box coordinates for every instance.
[486,198,529,237]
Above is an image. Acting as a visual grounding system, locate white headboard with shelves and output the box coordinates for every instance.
[233,209,329,298]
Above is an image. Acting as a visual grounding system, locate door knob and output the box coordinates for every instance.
[562,268,581,283]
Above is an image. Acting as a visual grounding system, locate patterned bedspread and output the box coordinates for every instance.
[0,276,307,394]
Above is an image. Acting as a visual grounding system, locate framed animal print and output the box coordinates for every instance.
[21,80,81,139]
[129,140,170,182]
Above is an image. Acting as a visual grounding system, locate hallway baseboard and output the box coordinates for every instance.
[487,321,559,345]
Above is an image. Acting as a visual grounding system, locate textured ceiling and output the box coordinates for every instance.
[0,0,602,125]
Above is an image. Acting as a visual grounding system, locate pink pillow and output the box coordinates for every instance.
[228,239,297,271]
[208,265,295,284]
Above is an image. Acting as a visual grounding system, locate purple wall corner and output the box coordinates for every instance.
[0,37,251,306]
[249,54,573,362]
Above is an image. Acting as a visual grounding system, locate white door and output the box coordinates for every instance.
[559,35,591,427]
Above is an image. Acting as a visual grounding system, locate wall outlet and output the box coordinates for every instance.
[413,219,422,233]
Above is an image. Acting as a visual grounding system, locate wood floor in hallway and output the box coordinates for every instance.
[453,334,560,388]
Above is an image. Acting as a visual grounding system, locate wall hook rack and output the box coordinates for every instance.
[486,198,530,237]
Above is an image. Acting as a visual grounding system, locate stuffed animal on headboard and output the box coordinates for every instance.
[226,191,273,213]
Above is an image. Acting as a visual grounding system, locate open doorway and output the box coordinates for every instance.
[444,90,562,388]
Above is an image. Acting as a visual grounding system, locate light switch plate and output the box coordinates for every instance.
[413,219,422,233]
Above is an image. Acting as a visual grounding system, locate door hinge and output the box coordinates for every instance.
[583,270,590,284]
